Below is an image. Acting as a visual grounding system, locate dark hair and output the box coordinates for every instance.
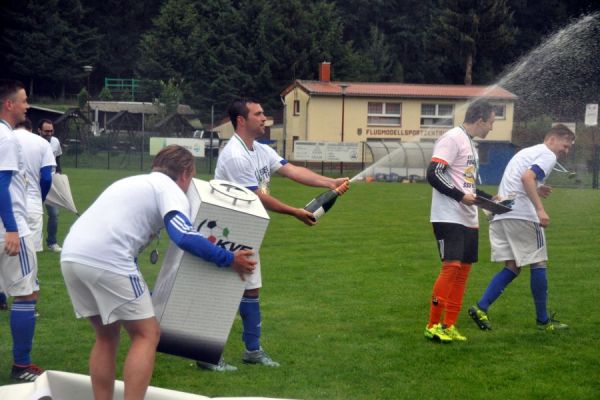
[546,124,575,141]
[228,98,259,129]
[152,145,195,180]
[464,99,494,124]
[0,79,25,103]
[15,118,33,131]
[38,119,54,130]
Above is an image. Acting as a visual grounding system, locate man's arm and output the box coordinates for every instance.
[55,155,62,174]
[277,163,348,190]
[254,189,316,225]
[521,168,549,226]
[426,160,476,205]
[40,166,53,202]
[0,171,20,255]
[260,163,349,225]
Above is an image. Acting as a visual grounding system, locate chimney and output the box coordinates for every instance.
[318,61,331,82]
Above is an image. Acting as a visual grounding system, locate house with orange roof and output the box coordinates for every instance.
[280,62,518,183]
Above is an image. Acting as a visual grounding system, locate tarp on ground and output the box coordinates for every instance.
[0,370,297,400]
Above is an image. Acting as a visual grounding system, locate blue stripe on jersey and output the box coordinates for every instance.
[280,159,288,165]
[530,164,546,181]
[246,185,259,191]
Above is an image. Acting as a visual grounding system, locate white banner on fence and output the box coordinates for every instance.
[294,141,360,162]
[150,137,205,157]
[585,104,598,127]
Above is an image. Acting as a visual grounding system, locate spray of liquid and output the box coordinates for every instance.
[351,13,600,182]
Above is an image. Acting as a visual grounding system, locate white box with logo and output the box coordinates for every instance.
[152,179,269,364]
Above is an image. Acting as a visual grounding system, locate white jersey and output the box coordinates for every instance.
[493,143,556,223]
[14,129,56,215]
[61,172,191,276]
[49,136,62,158]
[215,134,286,191]
[430,126,479,228]
[0,121,30,240]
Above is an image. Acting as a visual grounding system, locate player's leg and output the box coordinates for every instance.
[89,316,121,400]
[443,263,470,326]
[530,261,567,331]
[122,317,161,400]
[45,204,61,251]
[530,263,549,324]
[426,223,464,342]
[470,220,519,330]
[478,260,519,311]
[444,226,478,327]
[239,262,279,366]
[4,237,43,381]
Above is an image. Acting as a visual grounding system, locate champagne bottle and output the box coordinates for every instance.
[304,182,348,221]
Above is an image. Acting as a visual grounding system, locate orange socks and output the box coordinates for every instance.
[428,261,461,328]
[444,263,472,327]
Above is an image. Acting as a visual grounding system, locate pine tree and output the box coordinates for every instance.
[427,0,516,85]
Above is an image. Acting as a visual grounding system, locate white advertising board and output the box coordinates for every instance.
[294,141,360,162]
[149,137,205,157]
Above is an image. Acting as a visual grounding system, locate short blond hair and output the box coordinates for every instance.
[546,124,575,141]
[152,145,194,180]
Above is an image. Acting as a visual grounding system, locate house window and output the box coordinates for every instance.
[493,104,506,120]
[367,102,401,126]
[293,100,300,116]
[420,104,454,127]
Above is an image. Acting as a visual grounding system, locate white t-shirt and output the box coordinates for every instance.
[493,143,556,223]
[430,126,480,228]
[61,172,191,275]
[14,129,56,215]
[0,121,30,240]
[49,136,62,158]
[214,134,286,190]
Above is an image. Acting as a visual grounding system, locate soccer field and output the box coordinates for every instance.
[1,168,599,399]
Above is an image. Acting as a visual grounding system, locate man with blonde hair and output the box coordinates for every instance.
[469,124,575,332]
[61,145,256,400]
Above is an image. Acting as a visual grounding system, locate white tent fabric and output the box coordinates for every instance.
[0,370,297,400]
[45,174,78,214]
[352,141,434,182]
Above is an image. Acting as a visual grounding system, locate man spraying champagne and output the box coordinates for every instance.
[211,98,349,371]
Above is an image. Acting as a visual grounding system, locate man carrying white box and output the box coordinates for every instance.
[60,145,256,400]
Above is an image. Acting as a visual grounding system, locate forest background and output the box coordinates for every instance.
[1,0,599,123]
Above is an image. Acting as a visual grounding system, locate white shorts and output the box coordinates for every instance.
[27,213,44,252]
[244,254,262,290]
[0,236,39,296]
[61,261,155,325]
[489,219,548,267]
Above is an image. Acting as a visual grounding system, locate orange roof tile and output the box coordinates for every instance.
[282,80,516,100]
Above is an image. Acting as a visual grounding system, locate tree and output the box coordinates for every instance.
[0,0,99,98]
[427,0,517,85]
[81,0,162,80]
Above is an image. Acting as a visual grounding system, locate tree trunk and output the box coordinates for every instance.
[464,53,473,85]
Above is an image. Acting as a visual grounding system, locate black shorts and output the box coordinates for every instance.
[432,222,479,263]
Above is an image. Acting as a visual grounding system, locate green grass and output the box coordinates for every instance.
[1,170,600,399]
